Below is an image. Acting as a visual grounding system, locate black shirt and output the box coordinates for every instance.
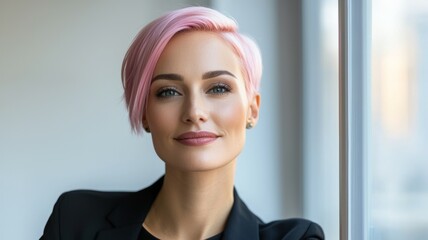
[138,227,223,240]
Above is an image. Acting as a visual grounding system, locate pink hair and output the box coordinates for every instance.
[122,6,262,133]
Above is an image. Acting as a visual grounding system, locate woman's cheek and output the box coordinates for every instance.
[214,97,247,130]
[148,102,179,132]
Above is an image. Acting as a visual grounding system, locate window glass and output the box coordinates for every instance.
[369,0,428,238]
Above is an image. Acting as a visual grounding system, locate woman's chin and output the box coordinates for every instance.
[162,156,236,173]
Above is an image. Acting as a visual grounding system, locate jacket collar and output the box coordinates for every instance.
[222,189,261,239]
[96,176,261,240]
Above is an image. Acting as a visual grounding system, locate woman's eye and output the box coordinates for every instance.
[156,88,181,98]
[207,83,231,95]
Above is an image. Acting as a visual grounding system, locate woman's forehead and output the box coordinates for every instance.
[153,31,242,78]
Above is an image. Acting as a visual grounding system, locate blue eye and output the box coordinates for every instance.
[208,83,231,95]
[156,88,181,98]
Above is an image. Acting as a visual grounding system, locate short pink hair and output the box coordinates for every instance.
[122,6,262,133]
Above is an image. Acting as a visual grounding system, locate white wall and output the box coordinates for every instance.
[0,1,290,239]
[302,0,340,238]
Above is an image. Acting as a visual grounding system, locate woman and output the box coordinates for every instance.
[41,6,324,240]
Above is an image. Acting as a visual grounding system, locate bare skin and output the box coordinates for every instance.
[143,161,235,240]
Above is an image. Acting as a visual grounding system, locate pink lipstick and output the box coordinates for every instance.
[174,131,219,146]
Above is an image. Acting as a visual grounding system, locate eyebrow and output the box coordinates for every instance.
[202,70,236,79]
[152,70,236,82]
[152,73,183,81]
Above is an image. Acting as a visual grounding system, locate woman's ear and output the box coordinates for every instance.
[247,93,261,128]
[142,115,150,133]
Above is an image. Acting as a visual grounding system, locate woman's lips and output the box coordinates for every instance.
[174,131,219,146]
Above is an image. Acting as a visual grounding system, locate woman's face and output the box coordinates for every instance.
[145,31,260,172]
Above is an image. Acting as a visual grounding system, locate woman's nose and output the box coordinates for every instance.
[181,95,208,124]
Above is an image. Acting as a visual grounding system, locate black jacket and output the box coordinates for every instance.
[40,177,324,239]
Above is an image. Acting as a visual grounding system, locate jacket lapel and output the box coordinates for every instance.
[222,189,262,240]
[95,177,163,240]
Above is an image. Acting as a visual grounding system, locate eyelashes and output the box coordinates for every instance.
[155,83,232,99]
[207,82,232,95]
[156,87,181,98]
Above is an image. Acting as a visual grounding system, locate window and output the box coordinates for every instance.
[369,0,428,238]
[338,0,428,239]
[305,0,428,239]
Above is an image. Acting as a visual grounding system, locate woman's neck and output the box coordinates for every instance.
[144,161,236,240]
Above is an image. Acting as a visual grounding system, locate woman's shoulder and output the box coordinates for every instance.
[258,218,324,240]
[58,189,132,204]
[55,189,133,213]
[40,189,134,239]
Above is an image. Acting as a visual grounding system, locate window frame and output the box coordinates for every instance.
[339,0,371,239]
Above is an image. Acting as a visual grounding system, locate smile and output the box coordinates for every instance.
[174,131,219,146]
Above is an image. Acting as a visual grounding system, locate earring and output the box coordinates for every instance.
[144,127,151,133]
[246,122,254,129]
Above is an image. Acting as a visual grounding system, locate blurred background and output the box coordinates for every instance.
[369,0,428,239]
[0,0,427,240]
